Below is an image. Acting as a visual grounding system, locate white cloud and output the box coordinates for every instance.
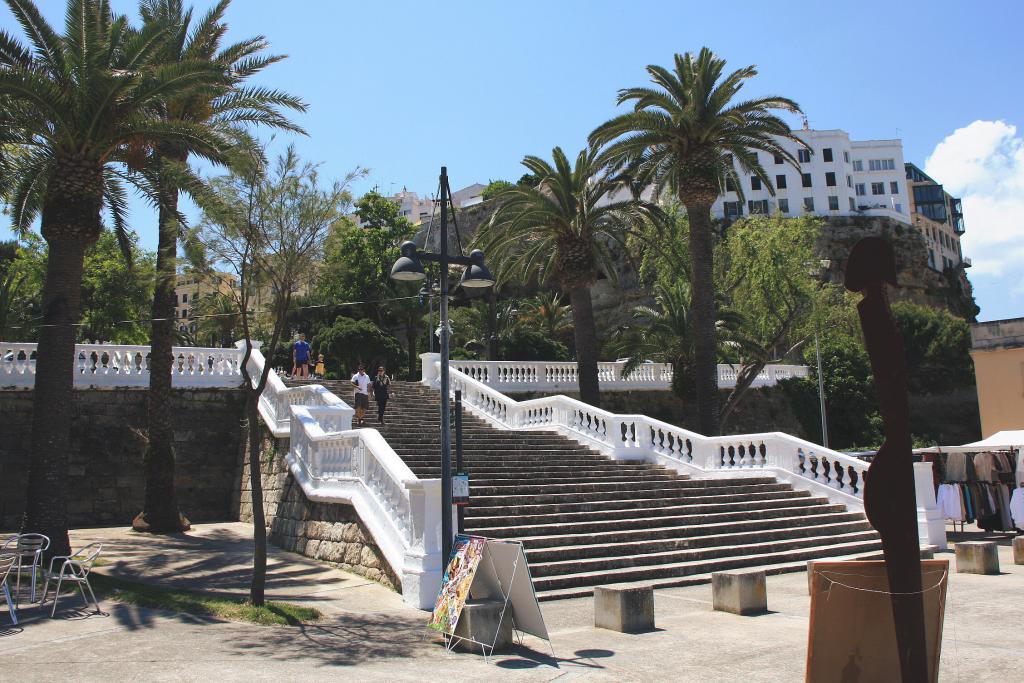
[925,120,1024,312]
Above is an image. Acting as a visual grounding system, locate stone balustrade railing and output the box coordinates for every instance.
[1,342,244,389]
[447,359,807,392]
[245,344,442,609]
[424,353,945,549]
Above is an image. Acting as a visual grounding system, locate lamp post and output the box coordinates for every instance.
[390,166,495,564]
[807,259,832,449]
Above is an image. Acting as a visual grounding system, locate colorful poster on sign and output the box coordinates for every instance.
[428,534,486,633]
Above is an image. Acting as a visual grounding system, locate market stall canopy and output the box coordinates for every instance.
[917,430,1024,454]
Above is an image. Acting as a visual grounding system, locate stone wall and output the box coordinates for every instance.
[235,432,399,590]
[0,388,246,530]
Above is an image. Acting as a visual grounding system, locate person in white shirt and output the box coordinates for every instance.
[351,364,372,426]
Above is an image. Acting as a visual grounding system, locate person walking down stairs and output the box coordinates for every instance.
[372,366,392,425]
[350,365,372,426]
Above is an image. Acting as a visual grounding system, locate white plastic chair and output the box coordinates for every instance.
[39,543,103,617]
[0,553,17,625]
[1,533,50,606]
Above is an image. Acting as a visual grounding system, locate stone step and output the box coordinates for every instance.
[519,518,875,562]
[466,485,815,518]
[470,478,765,497]
[470,482,793,507]
[535,545,887,601]
[469,504,851,537]
[530,533,884,588]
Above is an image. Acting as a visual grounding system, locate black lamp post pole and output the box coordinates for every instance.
[438,167,454,563]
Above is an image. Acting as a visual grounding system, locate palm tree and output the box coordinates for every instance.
[520,291,573,343]
[1,0,228,554]
[193,290,240,347]
[610,280,747,401]
[476,146,660,406]
[131,0,305,533]
[590,47,804,435]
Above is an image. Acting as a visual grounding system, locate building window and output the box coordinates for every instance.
[801,173,812,188]
[828,195,839,211]
[751,176,762,191]
[725,177,736,192]
[928,251,936,269]
[724,201,742,218]
[894,203,902,213]
[849,197,856,211]
[855,183,866,196]
[890,181,899,194]
[775,174,787,189]
[774,153,784,164]
[852,160,863,171]
[803,197,815,212]
[844,151,850,163]
[869,159,896,171]
[798,149,811,163]
[748,199,769,214]
[182,293,188,303]
[825,172,836,187]
[778,198,789,213]
[871,182,885,195]
[823,148,833,162]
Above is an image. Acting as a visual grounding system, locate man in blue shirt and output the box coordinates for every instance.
[292,333,311,378]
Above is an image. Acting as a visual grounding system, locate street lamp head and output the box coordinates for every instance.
[390,241,426,282]
[459,249,495,289]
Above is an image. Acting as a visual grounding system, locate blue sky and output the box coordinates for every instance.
[3,0,1023,321]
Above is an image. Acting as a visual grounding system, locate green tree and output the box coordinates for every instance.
[192,291,240,347]
[317,218,404,320]
[195,144,355,606]
[891,301,974,393]
[1,0,232,554]
[0,237,45,341]
[591,47,804,435]
[353,190,412,236]
[519,291,573,344]
[312,316,405,378]
[476,146,660,406]
[79,231,155,344]
[716,214,822,428]
[481,180,512,201]
[134,0,306,534]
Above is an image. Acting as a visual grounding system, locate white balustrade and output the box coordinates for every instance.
[447,358,806,393]
[1,342,244,389]
[426,353,940,547]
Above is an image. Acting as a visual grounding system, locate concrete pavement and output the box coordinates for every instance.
[1,523,1021,681]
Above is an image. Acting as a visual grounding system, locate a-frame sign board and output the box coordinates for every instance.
[428,534,552,661]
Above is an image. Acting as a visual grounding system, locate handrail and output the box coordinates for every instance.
[1,342,244,389]
[447,358,807,392]
[422,352,945,549]
[246,344,442,609]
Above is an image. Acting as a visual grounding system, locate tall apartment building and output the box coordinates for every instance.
[374,183,487,226]
[711,128,911,224]
[905,163,967,271]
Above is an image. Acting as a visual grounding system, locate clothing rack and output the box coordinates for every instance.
[923,447,1024,535]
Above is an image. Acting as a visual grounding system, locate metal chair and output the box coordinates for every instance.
[0,553,18,625]
[39,543,103,617]
[0,533,50,606]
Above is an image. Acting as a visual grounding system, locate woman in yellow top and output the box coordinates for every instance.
[314,354,326,378]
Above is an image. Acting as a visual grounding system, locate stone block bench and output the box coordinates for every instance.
[594,584,655,633]
[712,570,767,615]
[453,599,513,652]
[1013,536,1024,566]
[954,541,1000,575]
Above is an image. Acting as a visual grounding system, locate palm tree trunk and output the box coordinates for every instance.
[247,392,267,606]
[685,202,721,436]
[22,160,103,558]
[569,286,601,407]
[136,177,188,533]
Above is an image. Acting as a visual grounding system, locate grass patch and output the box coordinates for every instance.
[90,573,322,626]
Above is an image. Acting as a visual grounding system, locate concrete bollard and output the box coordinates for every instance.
[954,541,1000,575]
[453,599,513,652]
[594,584,655,633]
[1013,537,1024,565]
[712,570,767,615]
